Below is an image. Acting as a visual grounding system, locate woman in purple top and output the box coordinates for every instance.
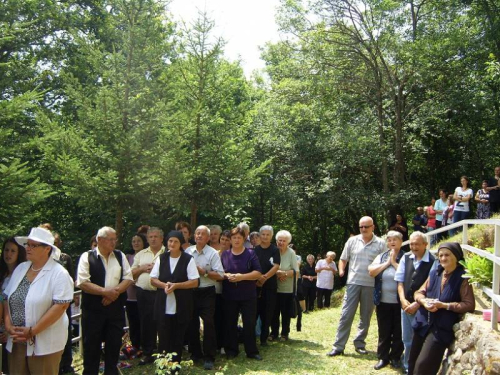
[221,227,262,360]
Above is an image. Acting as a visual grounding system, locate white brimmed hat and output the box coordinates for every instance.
[15,227,61,260]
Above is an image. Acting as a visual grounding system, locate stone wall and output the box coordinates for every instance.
[443,315,500,375]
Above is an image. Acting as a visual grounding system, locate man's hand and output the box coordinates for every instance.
[404,301,420,315]
[142,263,154,274]
[102,287,120,301]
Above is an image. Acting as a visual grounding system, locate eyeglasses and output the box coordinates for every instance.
[103,238,118,242]
[26,243,45,249]
[359,225,373,229]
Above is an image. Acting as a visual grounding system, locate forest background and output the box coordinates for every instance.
[1,0,499,256]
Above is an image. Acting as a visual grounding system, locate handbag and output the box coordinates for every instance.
[290,269,299,319]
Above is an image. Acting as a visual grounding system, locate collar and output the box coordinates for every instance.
[144,245,165,255]
[410,249,431,262]
[357,234,375,246]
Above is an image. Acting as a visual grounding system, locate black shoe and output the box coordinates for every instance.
[296,326,302,332]
[374,360,389,370]
[355,347,368,355]
[203,360,214,370]
[248,354,263,361]
[390,359,402,368]
[327,349,344,357]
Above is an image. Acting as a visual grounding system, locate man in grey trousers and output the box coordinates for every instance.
[327,216,386,356]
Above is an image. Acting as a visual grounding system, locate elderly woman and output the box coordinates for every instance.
[3,227,73,374]
[221,226,262,360]
[150,231,199,365]
[301,254,317,312]
[408,242,475,375]
[270,230,299,341]
[315,251,337,309]
[368,231,404,370]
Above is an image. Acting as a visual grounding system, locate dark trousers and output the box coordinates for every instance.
[376,302,404,362]
[271,292,293,338]
[224,298,259,357]
[256,287,277,344]
[303,284,316,311]
[317,288,333,308]
[214,293,225,350]
[125,300,141,349]
[158,314,190,364]
[188,286,216,360]
[82,305,125,375]
[136,288,157,357]
[408,330,447,375]
[491,201,500,214]
[60,306,73,371]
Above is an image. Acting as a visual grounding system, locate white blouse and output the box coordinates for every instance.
[4,258,74,356]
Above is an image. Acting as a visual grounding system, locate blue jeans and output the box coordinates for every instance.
[451,210,469,235]
[401,309,415,371]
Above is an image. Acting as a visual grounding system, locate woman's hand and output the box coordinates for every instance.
[11,326,33,343]
[164,282,177,294]
[227,273,243,283]
[421,298,439,312]
[277,270,287,282]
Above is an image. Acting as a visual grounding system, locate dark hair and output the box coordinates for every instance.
[0,237,27,284]
[221,230,231,238]
[137,225,150,235]
[230,227,246,238]
[460,175,470,188]
[175,221,192,236]
[90,235,97,248]
[132,233,148,249]
[439,188,447,195]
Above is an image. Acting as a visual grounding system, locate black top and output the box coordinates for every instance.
[488,177,500,203]
[254,244,281,290]
[403,252,435,303]
[300,263,317,288]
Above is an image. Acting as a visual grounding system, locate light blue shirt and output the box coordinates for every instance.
[186,244,224,288]
[394,249,432,283]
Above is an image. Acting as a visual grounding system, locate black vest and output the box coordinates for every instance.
[81,249,127,312]
[154,251,195,325]
[403,252,435,302]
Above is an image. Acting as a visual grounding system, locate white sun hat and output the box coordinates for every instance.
[15,227,61,260]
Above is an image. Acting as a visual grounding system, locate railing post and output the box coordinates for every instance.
[79,311,83,356]
[493,223,500,330]
[462,221,468,247]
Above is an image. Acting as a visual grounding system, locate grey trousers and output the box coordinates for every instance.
[332,284,375,352]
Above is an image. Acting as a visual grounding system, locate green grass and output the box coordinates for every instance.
[72,290,403,374]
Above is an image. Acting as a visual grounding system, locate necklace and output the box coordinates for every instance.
[31,264,43,272]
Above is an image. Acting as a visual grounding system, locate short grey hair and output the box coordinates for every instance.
[147,227,164,236]
[275,230,292,243]
[196,225,211,236]
[259,225,274,235]
[410,231,428,244]
[326,251,336,258]
[96,226,116,239]
[386,231,403,241]
[238,222,250,232]
[209,225,222,234]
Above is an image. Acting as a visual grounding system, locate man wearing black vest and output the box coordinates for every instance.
[394,231,435,375]
[77,226,133,375]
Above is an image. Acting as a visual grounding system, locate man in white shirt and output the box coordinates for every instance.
[77,226,133,375]
[131,227,165,365]
[186,226,224,370]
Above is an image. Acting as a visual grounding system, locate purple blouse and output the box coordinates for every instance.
[221,248,262,301]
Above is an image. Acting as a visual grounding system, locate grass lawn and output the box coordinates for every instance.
[72,289,403,374]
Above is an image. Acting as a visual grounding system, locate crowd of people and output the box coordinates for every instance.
[0,166,497,374]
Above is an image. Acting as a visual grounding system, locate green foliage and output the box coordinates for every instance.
[153,352,192,375]
[460,247,494,288]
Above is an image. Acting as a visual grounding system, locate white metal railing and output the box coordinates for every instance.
[402,218,500,330]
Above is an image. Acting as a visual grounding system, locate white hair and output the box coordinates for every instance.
[196,225,211,236]
[386,231,403,241]
[96,226,116,239]
[147,227,164,236]
[275,230,292,243]
[326,251,336,258]
[259,225,274,235]
[209,225,222,233]
[410,231,428,244]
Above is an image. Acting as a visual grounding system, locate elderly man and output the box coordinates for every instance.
[186,225,224,370]
[394,231,435,374]
[254,225,280,346]
[77,227,133,375]
[328,216,385,357]
[131,227,165,365]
